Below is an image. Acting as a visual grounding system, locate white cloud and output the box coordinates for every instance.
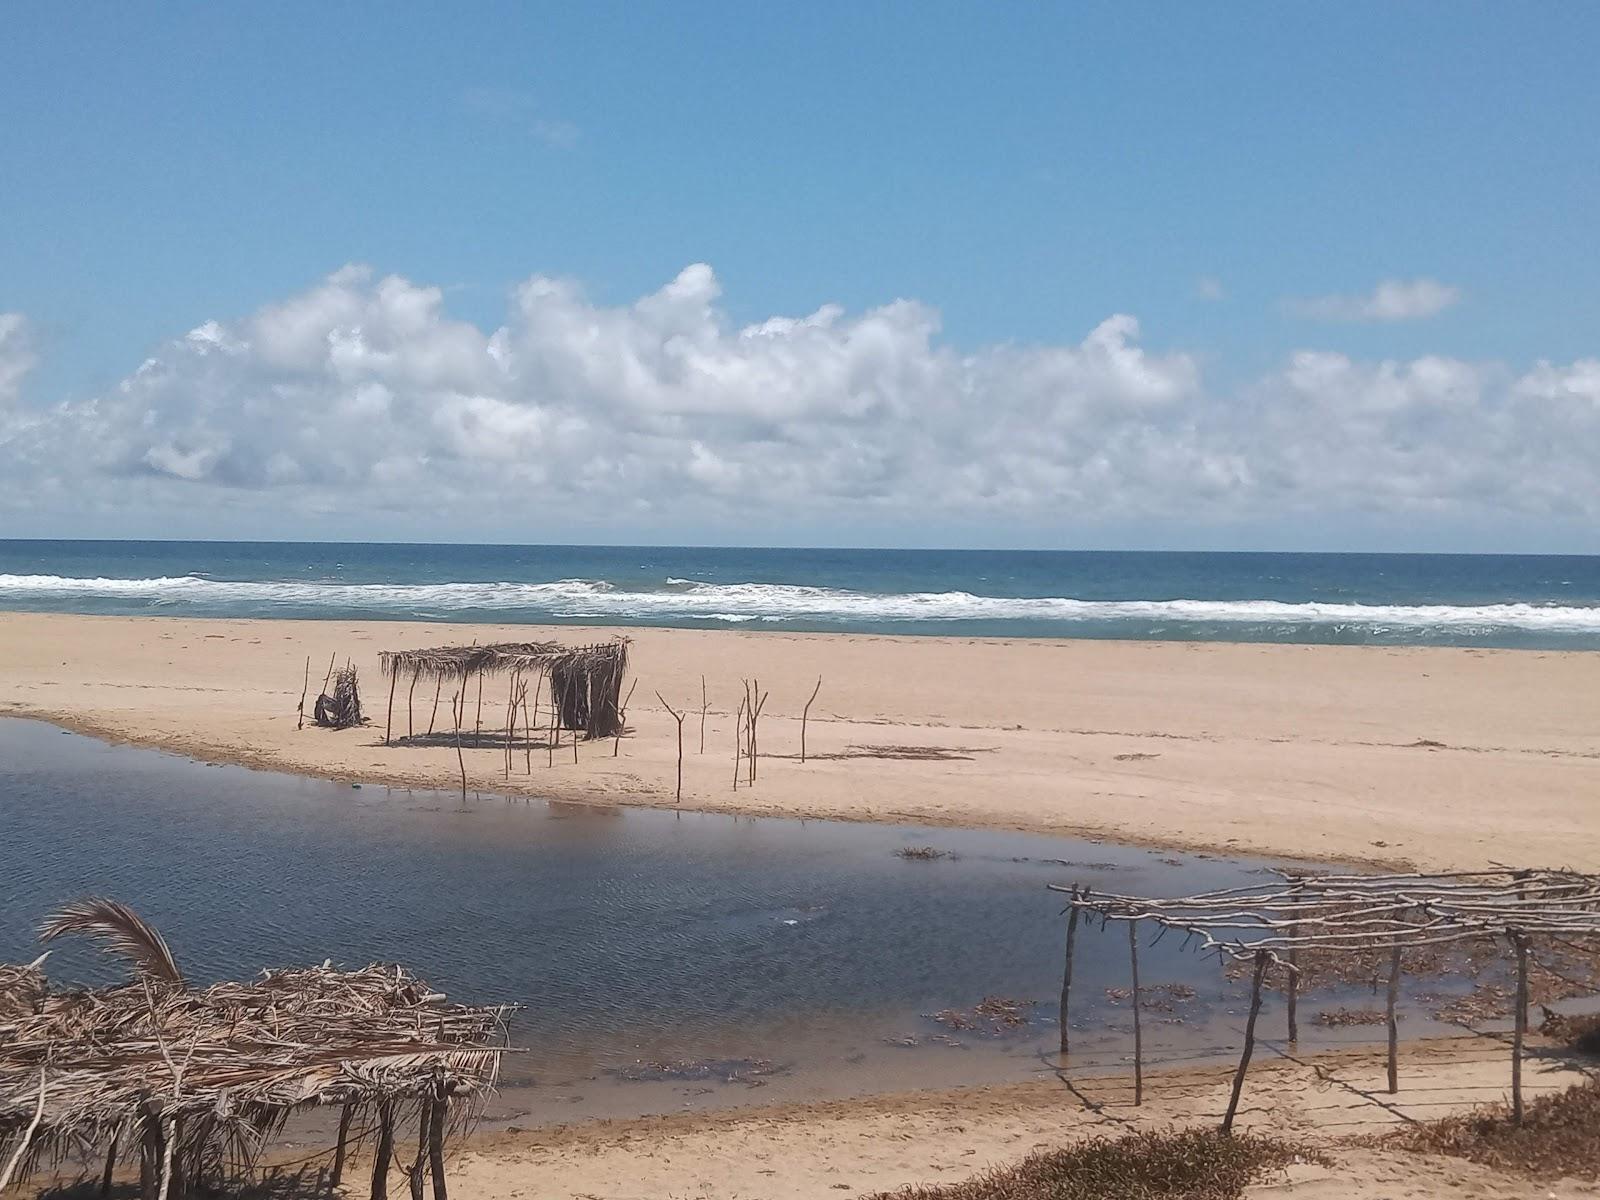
[3,265,1597,537]
[1289,277,1462,322]
[0,313,37,409]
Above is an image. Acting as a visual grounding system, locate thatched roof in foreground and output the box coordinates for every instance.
[0,901,509,1193]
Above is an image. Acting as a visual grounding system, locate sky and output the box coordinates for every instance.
[1,3,1597,552]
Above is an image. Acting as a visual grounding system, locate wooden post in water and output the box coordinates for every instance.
[1058,885,1081,1054]
[1512,932,1529,1126]
[1386,934,1403,1094]
[331,1102,354,1187]
[1221,949,1269,1135]
[1129,919,1144,1106]
[1286,881,1302,1043]
[371,1101,394,1200]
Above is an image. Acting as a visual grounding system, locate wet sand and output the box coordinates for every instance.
[1,611,1597,872]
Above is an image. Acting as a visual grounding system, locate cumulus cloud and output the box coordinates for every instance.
[3,264,1597,536]
[1288,278,1461,322]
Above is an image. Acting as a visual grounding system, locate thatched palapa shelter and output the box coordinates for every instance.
[0,899,509,1200]
[378,638,629,746]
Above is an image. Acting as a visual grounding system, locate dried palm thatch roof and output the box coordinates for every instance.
[380,638,630,740]
[1049,868,1600,961]
[0,900,509,1198]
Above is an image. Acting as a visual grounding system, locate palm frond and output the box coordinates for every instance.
[38,898,183,987]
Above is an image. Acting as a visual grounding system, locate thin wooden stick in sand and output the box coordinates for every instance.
[614,679,637,757]
[385,667,398,747]
[451,690,467,802]
[699,675,708,754]
[297,655,310,730]
[1512,931,1529,1126]
[1221,949,1268,1134]
[427,675,442,735]
[732,695,745,791]
[473,670,484,748]
[656,691,686,801]
[407,668,419,740]
[801,676,822,763]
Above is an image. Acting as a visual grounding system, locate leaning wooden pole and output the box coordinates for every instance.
[408,670,418,740]
[427,676,442,736]
[385,669,398,746]
[1385,936,1403,1094]
[330,1102,355,1187]
[1512,932,1529,1126]
[1129,919,1144,1106]
[99,1128,119,1198]
[473,670,484,747]
[297,655,311,730]
[1058,885,1081,1054]
[1221,949,1269,1134]
[371,1100,395,1200]
[427,1085,449,1200]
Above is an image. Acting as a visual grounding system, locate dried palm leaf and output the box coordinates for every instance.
[38,899,183,988]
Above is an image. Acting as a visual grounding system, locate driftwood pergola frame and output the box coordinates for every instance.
[1050,868,1600,1131]
[378,639,630,749]
[0,902,509,1200]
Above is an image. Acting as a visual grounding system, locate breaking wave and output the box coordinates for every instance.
[2,572,1598,634]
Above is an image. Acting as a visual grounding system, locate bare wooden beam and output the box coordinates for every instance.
[1221,949,1268,1135]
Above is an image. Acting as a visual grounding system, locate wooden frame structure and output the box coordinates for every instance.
[1049,868,1600,1131]
[378,639,630,747]
[0,901,509,1200]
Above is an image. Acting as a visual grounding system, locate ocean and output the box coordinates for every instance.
[0,540,1597,649]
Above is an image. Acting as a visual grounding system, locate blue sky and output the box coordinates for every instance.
[1,4,1598,550]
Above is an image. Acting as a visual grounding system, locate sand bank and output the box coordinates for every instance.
[446,1037,1596,1199]
[1,612,1598,871]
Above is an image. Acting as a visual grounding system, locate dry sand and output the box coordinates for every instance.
[5,611,1600,1197]
[1,611,1597,872]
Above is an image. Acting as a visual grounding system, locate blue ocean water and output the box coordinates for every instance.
[0,539,1598,648]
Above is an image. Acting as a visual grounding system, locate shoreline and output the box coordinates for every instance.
[3,611,1599,872]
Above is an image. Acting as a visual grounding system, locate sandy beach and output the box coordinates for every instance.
[1,611,1597,872]
[5,611,1600,1198]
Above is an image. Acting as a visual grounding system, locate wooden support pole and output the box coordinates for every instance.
[801,676,822,763]
[473,671,484,747]
[427,1088,448,1200]
[451,691,467,802]
[1386,937,1403,1094]
[1512,932,1529,1126]
[408,671,418,740]
[331,1102,354,1187]
[427,676,442,736]
[1058,885,1081,1054]
[99,1128,119,1198]
[1129,920,1144,1106]
[614,679,637,757]
[139,1110,162,1200]
[385,670,398,747]
[1221,949,1269,1135]
[298,656,311,730]
[699,675,707,754]
[371,1101,394,1200]
[732,696,745,791]
[408,1101,431,1200]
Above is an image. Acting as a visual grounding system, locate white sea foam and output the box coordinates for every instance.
[1,572,1598,633]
